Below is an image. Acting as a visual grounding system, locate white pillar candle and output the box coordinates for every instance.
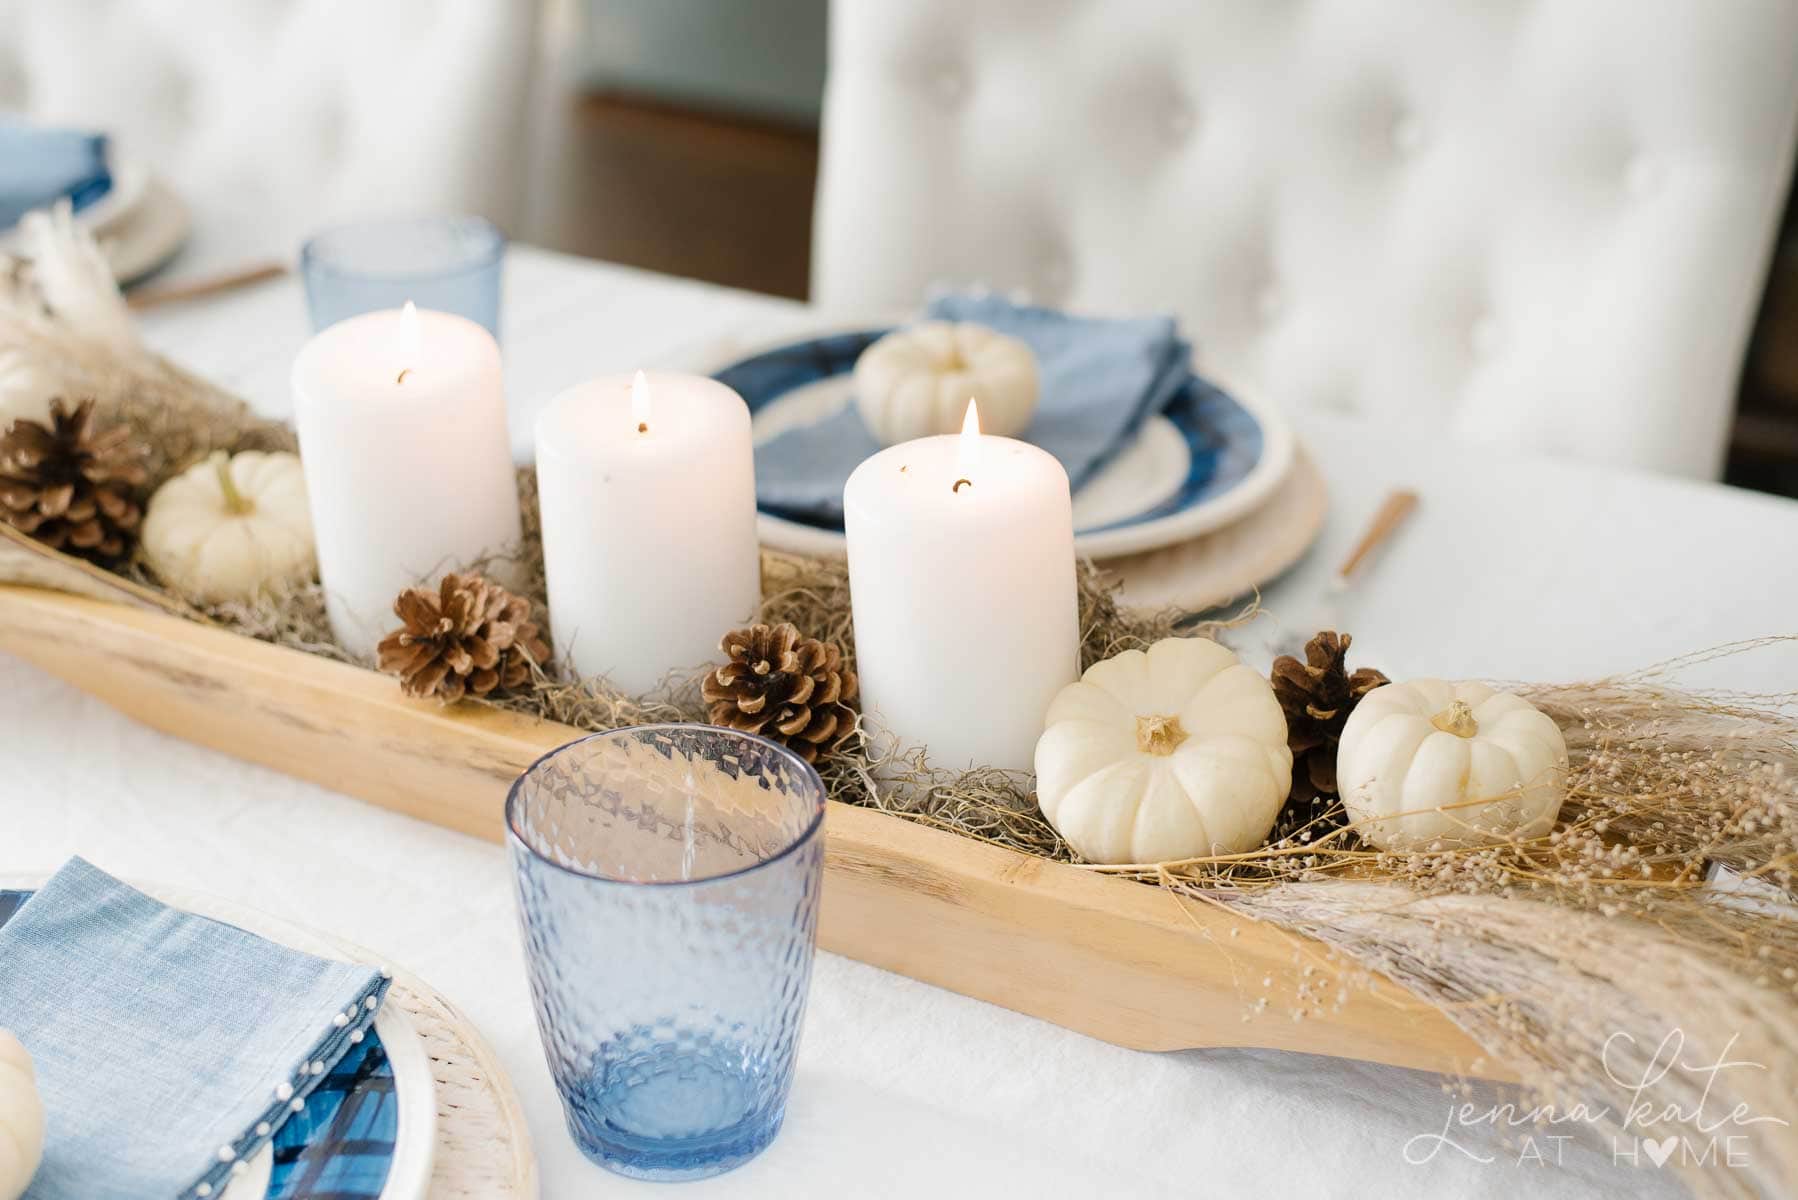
[845,403,1079,772]
[534,370,761,695]
[291,304,522,658]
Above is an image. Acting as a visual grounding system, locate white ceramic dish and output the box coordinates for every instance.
[216,1004,430,1199]
[99,174,190,286]
[0,147,144,246]
[77,149,150,234]
[0,148,188,285]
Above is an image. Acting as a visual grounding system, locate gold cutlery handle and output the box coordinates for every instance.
[1335,488,1418,582]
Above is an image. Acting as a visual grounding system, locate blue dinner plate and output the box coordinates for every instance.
[710,326,1295,559]
[0,889,399,1200]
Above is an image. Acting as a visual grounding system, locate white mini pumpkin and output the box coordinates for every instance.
[1336,679,1568,851]
[0,1030,44,1200]
[141,450,315,604]
[1035,637,1292,864]
[853,320,1038,446]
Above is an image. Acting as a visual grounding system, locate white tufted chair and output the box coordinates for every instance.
[813,0,1798,478]
[0,0,540,263]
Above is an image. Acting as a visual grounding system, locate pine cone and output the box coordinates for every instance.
[1271,631,1388,803]
[0,398,147,565]
[702,623,858,762]
[377,572,550,703]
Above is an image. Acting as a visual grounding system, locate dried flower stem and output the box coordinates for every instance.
[5,260,1793,1193]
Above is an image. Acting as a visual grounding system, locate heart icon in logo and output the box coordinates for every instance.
[1643,1136,1680,1168]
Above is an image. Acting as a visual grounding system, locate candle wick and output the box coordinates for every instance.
[953,478,973,493]
[396,368,412,385]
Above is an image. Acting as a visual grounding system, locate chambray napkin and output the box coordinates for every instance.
[753,292,1192,523]
[0,858,389,1200]
[0,121,112,230]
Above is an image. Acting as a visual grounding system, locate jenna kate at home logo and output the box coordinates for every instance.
[1403,1030,1788,1171]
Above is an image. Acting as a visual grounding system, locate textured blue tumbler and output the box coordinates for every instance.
[300,214,504,336]
[507,725,826,1181]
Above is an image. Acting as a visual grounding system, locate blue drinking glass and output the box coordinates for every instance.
[507,725,826,1181]
[300,214,505,336]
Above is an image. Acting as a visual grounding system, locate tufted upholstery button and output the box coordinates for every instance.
[0,52,25,108]
[153,68,197,137]
[932,65,968,109]
[313,102,349,166]
[1625,155,1664,198]
[1255,285,1284,322]
[1162,98,1196,146]
[1469,315,1501,357]
[1391,113,1426,156]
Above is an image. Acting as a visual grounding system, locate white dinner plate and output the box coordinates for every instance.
[0,148,189,285]
[0,146,145,248]
[99,174,190,286]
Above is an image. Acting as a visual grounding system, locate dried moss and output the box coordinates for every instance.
[9,306,1797,1196]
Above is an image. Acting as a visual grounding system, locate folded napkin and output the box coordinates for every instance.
[0,858,389,1200]
[752,293,1192,524]
[0,121,112,231]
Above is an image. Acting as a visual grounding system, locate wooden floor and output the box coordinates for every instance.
[536,94,818,301]
[541,94,1798,497]
[1731,213,1798,497]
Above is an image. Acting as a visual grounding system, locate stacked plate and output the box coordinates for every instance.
[711,325,1327,611]
[0,883,435,1200]
[0,144,189,284]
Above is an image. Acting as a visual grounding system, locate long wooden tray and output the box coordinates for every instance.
[0,583,1505,1079]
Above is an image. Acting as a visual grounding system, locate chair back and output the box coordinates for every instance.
[0,0,539,246]
[813,0,1798,477]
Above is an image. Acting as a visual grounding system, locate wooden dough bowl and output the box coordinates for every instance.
[0,577,1504,1081]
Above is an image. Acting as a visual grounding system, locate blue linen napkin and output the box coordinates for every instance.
[0,121,112,230]
[0,858,389,1200]
[752,293,1192,524]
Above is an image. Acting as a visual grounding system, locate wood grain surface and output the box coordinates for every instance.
[0,583,1505,1079]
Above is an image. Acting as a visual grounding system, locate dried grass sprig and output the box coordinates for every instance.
[3,208,290,479]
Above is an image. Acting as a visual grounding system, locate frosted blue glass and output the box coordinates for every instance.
[300,215,504,336]
[507,726,826,1181]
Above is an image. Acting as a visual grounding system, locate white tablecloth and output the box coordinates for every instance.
[7,248,1796,1198]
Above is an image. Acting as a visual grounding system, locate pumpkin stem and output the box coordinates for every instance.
[1136,713,1188,756]
[1430,700,1479,738]
[211,451,252,516]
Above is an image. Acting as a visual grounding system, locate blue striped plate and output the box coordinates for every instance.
[709,326,1295,559]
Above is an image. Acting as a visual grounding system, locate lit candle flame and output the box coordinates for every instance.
[396,301,420,384]
[955,398,981,480]
[631,369,652,434]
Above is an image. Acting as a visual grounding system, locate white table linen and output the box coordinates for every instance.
[6,246,1796,1198]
